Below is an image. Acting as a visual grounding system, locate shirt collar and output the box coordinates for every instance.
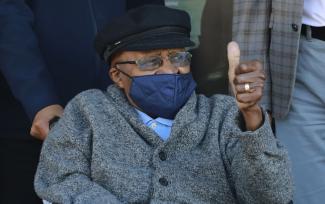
[135,109,173,127]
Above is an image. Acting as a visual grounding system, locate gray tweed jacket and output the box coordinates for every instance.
[35,85,293,204]
[232,0,303,118]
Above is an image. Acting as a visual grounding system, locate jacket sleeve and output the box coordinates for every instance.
[126,0,164,10]
[0,0,60,120]
[34,95,122,204]
[219,104,293,204]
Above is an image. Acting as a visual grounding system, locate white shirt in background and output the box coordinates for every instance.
[302,0,325,26]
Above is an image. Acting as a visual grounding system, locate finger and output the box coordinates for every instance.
[236,88,263,104]
[38,122,49,138]
[235,81,264,93]
[235,72,265,85]
[227,41,240,72]
[30,121,49,139]
[30,126,38,137]
[30,127,43,140]
[235,61,262,75]
[30,120,42,137]
[237,101,256,110]
[42,125,50,137]
[227,41,240,92]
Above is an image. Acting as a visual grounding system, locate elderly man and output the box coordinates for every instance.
[34,5,292,204]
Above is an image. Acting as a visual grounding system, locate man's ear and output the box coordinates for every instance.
[109,67,125,88]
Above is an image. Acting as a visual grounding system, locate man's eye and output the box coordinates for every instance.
[139,57,162,69]
[169,52,191,66]
[170,55,183,63]
[169,54,179,61]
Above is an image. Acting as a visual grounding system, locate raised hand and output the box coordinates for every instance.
[227,41,266,131]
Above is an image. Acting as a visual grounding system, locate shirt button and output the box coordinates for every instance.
[291,23,299,32]
[150,122,157,129]
[159,177,169,186]
[159,151,167,161]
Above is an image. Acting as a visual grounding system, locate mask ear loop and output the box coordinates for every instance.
[113,66,142,110]
[114,66,133,79]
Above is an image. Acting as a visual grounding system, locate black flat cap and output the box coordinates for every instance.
[94,5,195,63]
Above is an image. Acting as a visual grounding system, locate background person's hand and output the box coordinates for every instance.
[227,41,266,131]
[30,104,63,140]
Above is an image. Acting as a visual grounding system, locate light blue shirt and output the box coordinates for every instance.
[136,109,173,141]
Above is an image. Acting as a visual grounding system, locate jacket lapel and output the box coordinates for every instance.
[105,85,207,151]
[105,85,163,147]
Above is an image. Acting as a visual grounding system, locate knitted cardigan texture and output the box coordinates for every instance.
[35,85,293,204]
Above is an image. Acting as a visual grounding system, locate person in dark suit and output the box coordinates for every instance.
[0,0,163,203]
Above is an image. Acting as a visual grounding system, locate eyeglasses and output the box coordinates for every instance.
[114,51,192,71]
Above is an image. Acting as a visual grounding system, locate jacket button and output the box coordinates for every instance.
[291,23,299,32]
[159,177,168,186]
[159,151,167,161]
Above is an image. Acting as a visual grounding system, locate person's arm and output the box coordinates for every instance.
[34,96,122,204]
[219,104,293,204]
[222,42,293,203]
[126,0,164,10]
[227,41,267,131]
[0,0,63,139]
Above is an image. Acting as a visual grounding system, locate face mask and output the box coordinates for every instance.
[129,73,197,119]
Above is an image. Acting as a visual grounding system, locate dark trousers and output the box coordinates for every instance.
[0,135,42,204]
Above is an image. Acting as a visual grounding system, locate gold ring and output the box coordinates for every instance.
[244,83,250,92]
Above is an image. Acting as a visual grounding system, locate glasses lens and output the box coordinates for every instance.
[169,51,192,67]
[137,56,163,70]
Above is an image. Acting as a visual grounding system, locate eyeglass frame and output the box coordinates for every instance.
[112,51,192,71]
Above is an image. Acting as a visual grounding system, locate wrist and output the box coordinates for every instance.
[241,105,264,131]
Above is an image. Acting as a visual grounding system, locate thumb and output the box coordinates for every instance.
[227,41,241,94]
[30,119,49,140]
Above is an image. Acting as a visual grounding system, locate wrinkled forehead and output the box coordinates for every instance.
[110,48,185,65]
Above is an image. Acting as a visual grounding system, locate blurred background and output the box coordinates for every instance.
[166,0,233,96]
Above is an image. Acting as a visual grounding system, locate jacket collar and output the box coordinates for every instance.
[105,85,200,149]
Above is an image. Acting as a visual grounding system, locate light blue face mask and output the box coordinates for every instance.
[128,73,197,119]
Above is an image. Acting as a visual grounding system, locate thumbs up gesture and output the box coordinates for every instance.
[227,41,266,131]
